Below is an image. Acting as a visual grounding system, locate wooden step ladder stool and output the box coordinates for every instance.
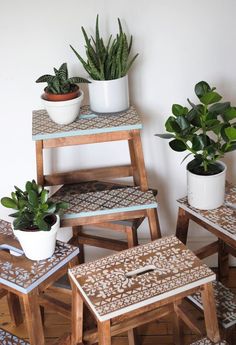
[32,105,161,260]
[69,236,221,345]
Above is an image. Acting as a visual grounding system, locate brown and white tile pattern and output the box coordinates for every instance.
[188,280,236,329]
[32,105,142,140]
[177,184,236,240]
[69,235,215,321]
[190,337,228,345]
[50,181,157,219]
[0,328,29,345]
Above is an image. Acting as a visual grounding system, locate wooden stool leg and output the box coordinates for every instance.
[128,329,141,345]
[147,208,161,240]
[218,239,229,284]
[71,279,83,345]
[173,301,184,345]
[98,320,111,345]
[72,226,85,264]
[7,292,23,326]
[22,289,45,345]
[175,208,190,245]
[201,282,220,343]
[126,226,138,248]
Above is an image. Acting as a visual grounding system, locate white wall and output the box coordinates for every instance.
[0,0,236,263]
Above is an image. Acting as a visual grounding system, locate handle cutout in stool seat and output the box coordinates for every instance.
[0,244,24,256]
[125,265,156,278]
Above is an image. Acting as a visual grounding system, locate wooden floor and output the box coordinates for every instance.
[0,269,236,345]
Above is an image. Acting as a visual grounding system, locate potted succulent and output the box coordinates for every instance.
[36,62,89,125]
[70,15,138,113]
[156,81,236,210]
[1,180,68,260]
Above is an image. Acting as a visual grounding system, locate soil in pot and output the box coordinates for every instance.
[42,85,80,102]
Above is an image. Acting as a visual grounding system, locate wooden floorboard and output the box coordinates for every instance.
[0,268,236,344]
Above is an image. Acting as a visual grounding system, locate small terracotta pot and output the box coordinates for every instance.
[42,85,80,102]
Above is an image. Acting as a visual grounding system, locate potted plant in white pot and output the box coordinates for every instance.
[70,15,138,114]
[1,180,68,260]
[36,62,90,125]
[156,81,236,210]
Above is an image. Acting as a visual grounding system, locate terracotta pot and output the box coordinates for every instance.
[42,85,80,102]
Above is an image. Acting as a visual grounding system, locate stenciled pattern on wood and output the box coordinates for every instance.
[189,280,236,328]
[177,184,236,237]
[0,219,13,237]
[70,235,214,318]
[0,219,78,292]
[50,181,157,218]
[32,105,141,139]
[190,337,228,345]
[0,328,29,345]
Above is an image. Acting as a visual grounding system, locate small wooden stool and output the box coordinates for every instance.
[190,337,228,345]
[69,235,220,345]
[0,328,29,345]
[188,281,236,344]
[0,219,79,345]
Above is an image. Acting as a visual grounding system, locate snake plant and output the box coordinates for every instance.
[70,15,138,80]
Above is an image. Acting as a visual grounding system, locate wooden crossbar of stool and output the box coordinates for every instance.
[0,328,29,345]
[69,236,220,345]
[188,281,236,344]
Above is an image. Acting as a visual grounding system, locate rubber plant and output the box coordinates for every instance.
[70,15,138,80]
[1,180,68,231]
[156,81,236,175]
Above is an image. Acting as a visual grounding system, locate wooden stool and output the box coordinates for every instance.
[0,219,79,345]
[188,281,236,344]
[69,235,220,345]
[0,328,29,345]
[50,180,161,263]
[190,337,228,344]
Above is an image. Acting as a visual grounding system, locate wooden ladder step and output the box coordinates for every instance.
[0,328,29,344]
[190,337,228,344]
[188,281,236,329]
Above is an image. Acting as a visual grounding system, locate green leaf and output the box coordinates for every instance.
[224,107,236,121]
[200,91,222,105]
[40,189,48,204]
[208,102,230,114]
[165,117,181,133]
[155,133,175,139]
[172,104,188,116]
[25,181,33,193]
[35,74,55,83]
[69,77,90,84]
[176,116,190,131]
[169,139,187,152]
[195,81,211,98]
[1,197,18,209]
[224,127,236,141]
[192,134,210,151]
[28,190,38,207]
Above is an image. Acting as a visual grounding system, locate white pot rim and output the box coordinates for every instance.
[187,161,227,178]
[88,75,127,84]
[41,90,84,106]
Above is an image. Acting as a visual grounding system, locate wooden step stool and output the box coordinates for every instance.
[50,180,161,262]
[190,337,228,344]
[188,281,236,344]
[0,328,29,344]
[69,235,220,345]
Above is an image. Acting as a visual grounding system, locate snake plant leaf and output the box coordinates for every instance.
[35,74,55,83]
[200,91,222,105]
[69,77,90,84]
[195,81,211,99]
[1,197,18,209]
[169,139,187,152]
[58,63,68,81]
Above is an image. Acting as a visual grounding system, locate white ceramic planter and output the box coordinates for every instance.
[42,91,84,125]
[187,161,226,210]
[13,215,60,261]
[88,75,129,113]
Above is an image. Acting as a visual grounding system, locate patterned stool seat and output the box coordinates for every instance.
[190,337,228,344]
[0,328,29,345]
[50,180,157,221]
[188,281,236,329]
[69,235,221,345]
